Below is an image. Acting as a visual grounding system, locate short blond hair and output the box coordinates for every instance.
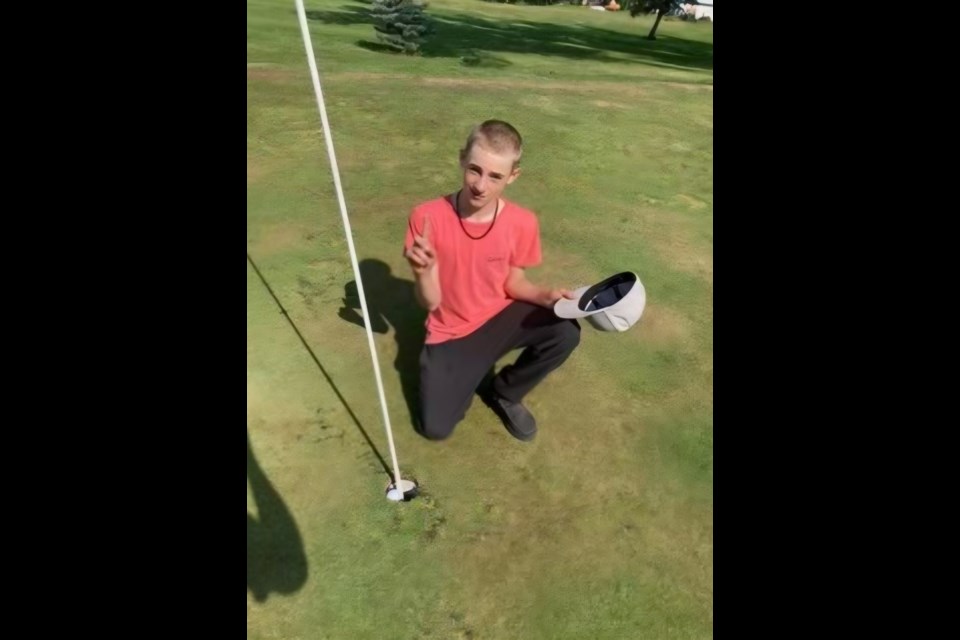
[460,120,523,169]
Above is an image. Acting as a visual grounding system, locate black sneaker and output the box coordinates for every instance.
[480,388,537,441]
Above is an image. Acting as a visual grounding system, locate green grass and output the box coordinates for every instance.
[248,0,712,637]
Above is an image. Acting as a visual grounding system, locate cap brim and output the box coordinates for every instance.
[553,285,593,319]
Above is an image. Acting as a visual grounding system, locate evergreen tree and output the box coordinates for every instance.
[371,0,431,54]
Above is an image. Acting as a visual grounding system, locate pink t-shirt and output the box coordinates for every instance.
[404,195,542,344]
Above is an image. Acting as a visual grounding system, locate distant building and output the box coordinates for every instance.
[682,1,713,21]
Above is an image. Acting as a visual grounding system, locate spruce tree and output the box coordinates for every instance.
[371,0,430,54]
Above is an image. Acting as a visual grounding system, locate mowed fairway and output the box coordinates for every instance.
[248,1,712,638]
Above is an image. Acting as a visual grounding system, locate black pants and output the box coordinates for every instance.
[416,301,581,440]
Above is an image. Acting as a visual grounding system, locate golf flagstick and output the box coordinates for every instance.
[293,0,417,502]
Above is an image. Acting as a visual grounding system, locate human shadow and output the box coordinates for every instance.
[247,428,308,603]
[338,259,427,429]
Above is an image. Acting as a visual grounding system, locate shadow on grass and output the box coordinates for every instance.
[307,3,712,71]
[247,252,394,480]
[338,259,427,432]
[247,428,308,602]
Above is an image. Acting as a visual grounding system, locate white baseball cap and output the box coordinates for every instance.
[553,271,646,332]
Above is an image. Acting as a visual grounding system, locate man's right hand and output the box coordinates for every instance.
[405,216,436,276]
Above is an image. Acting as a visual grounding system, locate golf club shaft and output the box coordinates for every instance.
[294,0,404,490]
